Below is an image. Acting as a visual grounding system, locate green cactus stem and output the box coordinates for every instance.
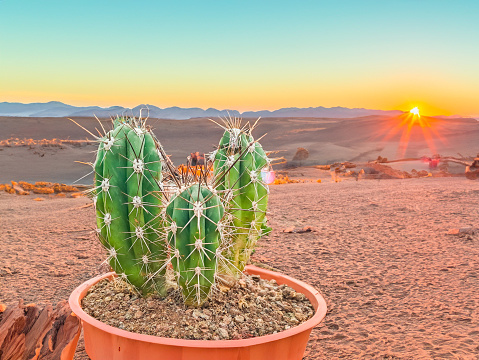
[93,116,168,296]
[166,183,224,306]
[212,118,271,282]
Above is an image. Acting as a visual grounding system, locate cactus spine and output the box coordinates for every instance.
[212,119,271,281]
[166,184,224,306]
[93,117,168,296]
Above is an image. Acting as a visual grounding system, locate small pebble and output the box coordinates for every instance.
[217,327,229,339]
[235,315,245,323]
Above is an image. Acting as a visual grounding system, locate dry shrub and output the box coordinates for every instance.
[35,181,53,187]
[34,197,44,201]
[33,187,55,194]
[11,181,30,195]
[272,175,305,185]
[0,138,92,147]
[55,193,67,198]
[53,184,78,193]
[3,180,79,195]
[18,181,35,190]
[0,184,5,191]
[177,165,206,177]
[71,192,85,198]
[272,175,290,185]
[317,179,322,183]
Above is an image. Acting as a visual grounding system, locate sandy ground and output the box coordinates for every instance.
[1,115,478,184]
[1,176,478,359]
[1,115,478,358]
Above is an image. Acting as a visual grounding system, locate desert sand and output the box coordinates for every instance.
[1,115,478,359]
[1,176,478,359]
[1,115,478,184]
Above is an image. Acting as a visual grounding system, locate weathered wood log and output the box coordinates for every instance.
[379,156,474,167]
[0,300,81,360]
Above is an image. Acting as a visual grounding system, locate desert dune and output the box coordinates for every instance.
[1,115,478,359]
[1,114,477,184]
[1,177,478,359]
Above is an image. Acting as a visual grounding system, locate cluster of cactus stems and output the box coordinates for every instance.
[80,114,272,306]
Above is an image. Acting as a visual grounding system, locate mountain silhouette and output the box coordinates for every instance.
[0,101,404,119]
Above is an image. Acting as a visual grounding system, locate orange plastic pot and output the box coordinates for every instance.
[69,265,327,360]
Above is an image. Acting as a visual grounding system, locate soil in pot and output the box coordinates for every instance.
[81,273,315,341]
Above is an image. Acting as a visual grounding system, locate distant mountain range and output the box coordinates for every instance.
[0,101,411,120]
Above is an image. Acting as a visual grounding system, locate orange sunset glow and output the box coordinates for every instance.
[1,2,478,117]
[366,105,453,160]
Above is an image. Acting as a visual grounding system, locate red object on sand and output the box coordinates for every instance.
[69,265,327,360]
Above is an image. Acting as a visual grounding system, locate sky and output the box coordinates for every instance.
[1,0,478,116]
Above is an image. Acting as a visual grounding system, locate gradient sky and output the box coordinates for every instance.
[1,0,478,116]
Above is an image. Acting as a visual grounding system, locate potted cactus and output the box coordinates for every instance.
[69,116,327,360]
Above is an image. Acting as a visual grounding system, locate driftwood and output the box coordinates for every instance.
[378,156,474,167]
[0,300,81,360]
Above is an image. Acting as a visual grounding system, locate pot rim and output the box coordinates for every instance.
[69,265,327,348]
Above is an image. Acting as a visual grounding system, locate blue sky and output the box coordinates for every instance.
[1,0,478,115]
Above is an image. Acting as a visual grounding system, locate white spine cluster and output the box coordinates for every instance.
[104,213,112,226]
[133,127,144,137]
[193,201,204,218]
[104,137,115,151]
[101,178,110,193]
[133,158,144,174]
[132,196,142,208]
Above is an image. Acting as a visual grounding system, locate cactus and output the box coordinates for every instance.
[92,116,168,296]
[74,114,274,306]
[166,183,224,306]
[212,119,271,282]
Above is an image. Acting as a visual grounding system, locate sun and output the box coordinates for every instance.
[410,107,420,117]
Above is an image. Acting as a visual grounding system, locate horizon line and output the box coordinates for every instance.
[2,100,478,119]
